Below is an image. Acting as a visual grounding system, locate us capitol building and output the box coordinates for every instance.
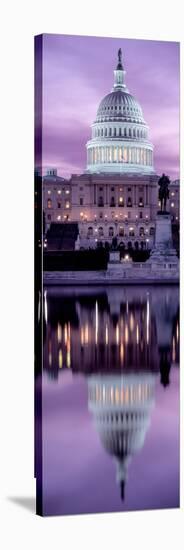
[42,49,179,251]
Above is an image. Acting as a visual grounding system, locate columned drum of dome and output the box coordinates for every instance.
[86,49,154,174]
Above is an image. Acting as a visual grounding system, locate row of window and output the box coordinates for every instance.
[47,189,70,195]
[97,197,144,207]
[47,199,70,209]
[93,126,147,139]
[87,226,155,237]
[88,146,153,166]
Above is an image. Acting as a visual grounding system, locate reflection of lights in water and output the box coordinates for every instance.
[126,301,129,314]
[172,336,176,363]
[105,324,109,346]
[57,323,62,343]
[64,324,68,345]
[44,290,48,323]
[91,381,153,406]
[116,324,120,345]
[146,297,150,344]
[48,339,52,366]
[176,322,179,344]
[84,324,89,345]
[58,349,63,368]
[95,301,98,345]
[130,313,134,332]
[136,324,139,344]
[125,324,129,344]
[66,350,71,368]
[120,342,124,363]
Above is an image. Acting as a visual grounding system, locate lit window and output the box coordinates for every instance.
[139,227,144,236]
[119,226,124,236]
[57,215,61,221]
[57,190,61,194]
[171,192,175,196]
[129,227,135,237]
[48,190,51,194]
[171,202,174,207]
[65,201,70,209]
[65,189,70,194]
[47,198,52,209]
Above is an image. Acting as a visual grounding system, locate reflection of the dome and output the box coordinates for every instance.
[88,372,157,500]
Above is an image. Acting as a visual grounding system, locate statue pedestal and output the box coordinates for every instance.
[155,213,173,249]
[147,213,179,271]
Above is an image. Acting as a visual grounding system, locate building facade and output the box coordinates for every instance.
[42,51,179,251]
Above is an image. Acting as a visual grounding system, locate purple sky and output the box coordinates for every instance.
[42,34,180,179]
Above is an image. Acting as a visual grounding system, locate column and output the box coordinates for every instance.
[94,184,96,205]
[146,185,148,205]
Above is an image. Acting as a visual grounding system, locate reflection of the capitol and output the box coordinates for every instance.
[43,286,179,385]
[88,372,156,499]
[43,285,179,501]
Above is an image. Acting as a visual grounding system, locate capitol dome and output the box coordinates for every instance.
[86,49,154,174]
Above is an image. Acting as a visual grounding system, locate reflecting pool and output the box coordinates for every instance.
[39,285,179,516]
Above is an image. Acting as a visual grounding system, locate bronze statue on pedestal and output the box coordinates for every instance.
[158,173,170,212]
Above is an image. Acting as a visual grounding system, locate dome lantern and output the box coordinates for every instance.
[113,48,127,91]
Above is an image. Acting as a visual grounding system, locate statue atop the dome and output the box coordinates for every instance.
[158,173,170,213]
[117,48,123,70]
[118,48,122,64]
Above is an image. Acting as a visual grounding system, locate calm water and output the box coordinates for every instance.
[40,285,179,516]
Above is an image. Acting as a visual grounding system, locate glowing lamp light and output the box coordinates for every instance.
[171,202,174,207]
[57,215,61,220]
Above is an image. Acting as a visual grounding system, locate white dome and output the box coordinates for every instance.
[86,49,154,174]
[96,91,145,125]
